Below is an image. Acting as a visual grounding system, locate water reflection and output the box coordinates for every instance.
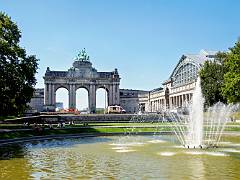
[0,135,240,179]
[0,143,25,160]
[188,156,205,179]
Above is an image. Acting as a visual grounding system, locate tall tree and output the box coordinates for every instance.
[222,40,240,103]
[0,12,38,116]
[199,52,227,107]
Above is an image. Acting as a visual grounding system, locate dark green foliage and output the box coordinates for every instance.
[0,12,39,116]
[221,41,240,103]
[200,52,227,106]
[200,39,240,105]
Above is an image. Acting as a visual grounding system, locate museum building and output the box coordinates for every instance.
[139,50,218,113]
[28,49,217,114]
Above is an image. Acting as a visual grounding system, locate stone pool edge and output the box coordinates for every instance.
[1,131,239,146]
[0,131,173,146]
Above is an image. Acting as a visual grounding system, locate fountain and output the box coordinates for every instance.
[0,77,239,178]
[169,77,238,148]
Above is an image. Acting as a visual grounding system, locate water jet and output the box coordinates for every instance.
[169,77,238,148]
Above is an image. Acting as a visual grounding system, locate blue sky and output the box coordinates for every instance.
[1,0,240,109]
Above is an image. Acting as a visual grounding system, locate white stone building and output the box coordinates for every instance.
[120,89,148,113]
[139,50,218,112]
[28,49,218,114]
[43,49,120,113]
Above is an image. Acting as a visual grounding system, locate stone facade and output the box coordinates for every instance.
[27,88,44,112]
[29,49,218,114]
[43,50,120,113]
[139,50,218,112]
[120,89,148,113]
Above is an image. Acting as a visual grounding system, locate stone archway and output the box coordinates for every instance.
[55,87,69,110]
[43,50,120,113]
[75,86,90,111]
[96,87,109,110]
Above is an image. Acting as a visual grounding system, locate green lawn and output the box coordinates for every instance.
[1,124,240,140]
[0,119,239,140]
[0,127,163,139]
[231,112,240,120]
[0,122,173,129]
[0,116,17,121]
[0,121,239,130]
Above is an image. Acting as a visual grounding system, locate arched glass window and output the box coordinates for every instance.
[173,63,198,87]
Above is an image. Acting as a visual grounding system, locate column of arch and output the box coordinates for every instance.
[50,83,119,113]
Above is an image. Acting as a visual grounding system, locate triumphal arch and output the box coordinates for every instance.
[43,49,120,113]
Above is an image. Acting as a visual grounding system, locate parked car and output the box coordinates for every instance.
[105,105,126,114]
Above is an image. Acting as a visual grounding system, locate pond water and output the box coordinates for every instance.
[0,135,240,179]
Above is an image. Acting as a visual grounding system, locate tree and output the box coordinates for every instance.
[222,40,240,103]
[199,52,227,107]
[0,12,39,116]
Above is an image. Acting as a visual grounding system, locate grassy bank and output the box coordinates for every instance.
[0,116,17,121]
[0,127,162,140]
[1,121,238,128]
[232,112,240,120]
[0,123,240,140]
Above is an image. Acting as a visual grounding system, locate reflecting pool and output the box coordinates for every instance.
[0,135,240,179]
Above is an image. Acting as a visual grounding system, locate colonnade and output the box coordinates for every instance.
[150,93,193,112]
[151,99,165,112]
[169,93,192,109]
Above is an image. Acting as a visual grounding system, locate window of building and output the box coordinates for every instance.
[173,63,198,87]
